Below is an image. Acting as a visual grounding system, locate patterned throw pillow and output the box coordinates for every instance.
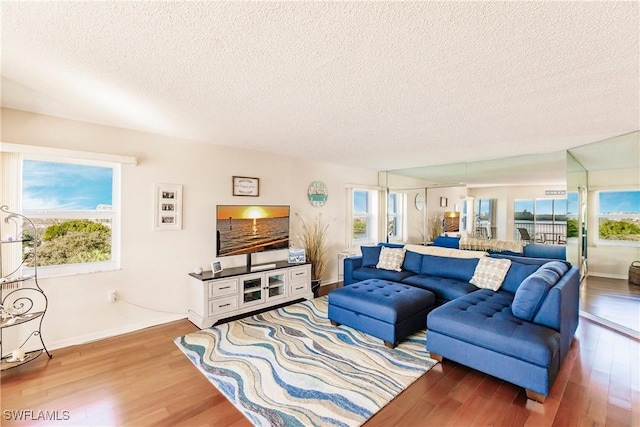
[376,247,406,272]
[470,257,512,291]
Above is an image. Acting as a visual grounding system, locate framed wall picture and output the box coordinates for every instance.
[440,197,448,208]
[233,176,259,196]
[154,183,182,231]
[210,260,223,274]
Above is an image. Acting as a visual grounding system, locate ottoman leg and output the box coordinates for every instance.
[330,320,340,326]
[384,341,397,349]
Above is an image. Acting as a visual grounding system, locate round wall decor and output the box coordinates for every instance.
[307,181,328,207]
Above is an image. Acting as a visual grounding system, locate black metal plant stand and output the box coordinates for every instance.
[1,205,52,371]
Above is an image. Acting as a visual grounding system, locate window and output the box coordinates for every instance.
[566,192,579,238]
[387,192,405,242]
[597,190,640,244]
[352,188,379,245]
[475,198,494,237]
[476,199,493,223]
[514,198,567,244]
[21,157,121,276]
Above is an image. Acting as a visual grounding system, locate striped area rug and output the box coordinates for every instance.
[174,297,437,427]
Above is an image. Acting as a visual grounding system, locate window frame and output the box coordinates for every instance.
[350,187,380,247]
[387,191,406,243]
[21,155,122,277]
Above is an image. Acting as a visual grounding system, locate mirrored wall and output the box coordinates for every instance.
[380,151,567,244]
[568,132,640,336]
[380,131,639,336]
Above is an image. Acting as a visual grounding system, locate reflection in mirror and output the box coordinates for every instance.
[387,162,467,187]
[386,187,429,244]
[566,151,587,279]
[383,153,567,245]
[474,198,496,239]
[381,136,638,337]
[465,152,566,187]
[382,166,467,245]
[568,131,640,337]
[415,193,425,211]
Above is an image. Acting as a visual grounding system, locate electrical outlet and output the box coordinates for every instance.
[108,290,117,303]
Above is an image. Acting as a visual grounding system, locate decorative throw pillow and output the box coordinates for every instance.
[360,246,382,267]
[402,249,423,274]
[511,269,558,321]
[376,247,406,272]
[470,257,512,291]
[500,261,540,294]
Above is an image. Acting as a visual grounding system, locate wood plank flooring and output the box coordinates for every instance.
[581,276,640,333]
[2,299,639,426]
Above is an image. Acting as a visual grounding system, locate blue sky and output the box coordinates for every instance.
[516,191,640,215]
[354,191,368,213]
[22,160,112,210]
[599,191,640,214]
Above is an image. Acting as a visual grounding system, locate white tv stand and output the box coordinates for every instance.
[187,261,312,328]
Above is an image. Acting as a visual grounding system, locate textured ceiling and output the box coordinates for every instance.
[1,1,638,172]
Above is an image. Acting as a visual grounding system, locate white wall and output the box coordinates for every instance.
[0,109,378,349]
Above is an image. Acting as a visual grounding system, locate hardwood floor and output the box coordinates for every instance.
[1,300,638,426]
[581,275,640,333]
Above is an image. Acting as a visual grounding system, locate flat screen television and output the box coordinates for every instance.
[216,205,290,258]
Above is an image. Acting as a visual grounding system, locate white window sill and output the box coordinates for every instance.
[24,261,120,279]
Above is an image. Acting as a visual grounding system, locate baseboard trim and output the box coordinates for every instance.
[579,310,640,341]
[47,314,186,351]
[587,272,628,280]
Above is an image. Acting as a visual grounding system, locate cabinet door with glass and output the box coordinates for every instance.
[266,270,287,302]
[240,273,265,308]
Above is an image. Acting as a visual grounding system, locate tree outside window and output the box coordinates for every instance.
[597,190,640,242]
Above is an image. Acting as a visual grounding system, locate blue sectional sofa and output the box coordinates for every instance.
[340,242,579,402]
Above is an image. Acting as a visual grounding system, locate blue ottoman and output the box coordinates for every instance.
[328,279,435,348]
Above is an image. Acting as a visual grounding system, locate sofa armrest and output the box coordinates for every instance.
[343,256,363,286]
[532,266,580,359]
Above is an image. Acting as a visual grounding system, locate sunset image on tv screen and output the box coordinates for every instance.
[216,205,290,256]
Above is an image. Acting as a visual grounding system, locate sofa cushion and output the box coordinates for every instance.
[405,244,488,259]
[523,243,566,260]
[511,265,564,321]
[361,246,382,267]
[433,236,460,248]
[402,250,423,274]
[352,266,415,283]
[543,261,571,277]
[491,253,560,266]
[421,254,479,282]
[427,289,561,367]
[376,246,406,272]
[402,275,478,303]
[470,257,512,291]
[501,261,540,294]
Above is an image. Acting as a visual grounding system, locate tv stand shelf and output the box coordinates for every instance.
[187,261,312,328]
